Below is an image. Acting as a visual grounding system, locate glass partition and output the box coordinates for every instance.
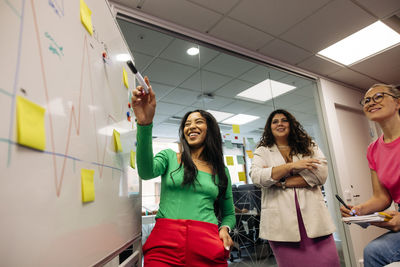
[117,17,343,266]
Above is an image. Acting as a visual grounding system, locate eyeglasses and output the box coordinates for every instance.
[360,92,398,106]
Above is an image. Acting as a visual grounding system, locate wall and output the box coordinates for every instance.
[319,78,387,267]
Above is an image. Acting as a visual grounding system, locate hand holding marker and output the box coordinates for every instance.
[126,60,149,94]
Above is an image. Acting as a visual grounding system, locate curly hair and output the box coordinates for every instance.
[258,109,315,157]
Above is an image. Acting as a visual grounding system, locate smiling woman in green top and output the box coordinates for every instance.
[131,77,235,267]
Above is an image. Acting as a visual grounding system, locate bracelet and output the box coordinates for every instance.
[279,177,287,190]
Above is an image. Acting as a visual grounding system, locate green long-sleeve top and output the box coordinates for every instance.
[136,124,235,229]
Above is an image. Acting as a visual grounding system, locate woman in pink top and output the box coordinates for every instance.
[340,84,400,267]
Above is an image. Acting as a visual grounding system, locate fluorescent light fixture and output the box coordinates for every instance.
[206,110,234,122]
[115,53,132,62]
[221,114,259,125]
[318,21,400,65]
[237,79,296,102]
[187,47,199,56]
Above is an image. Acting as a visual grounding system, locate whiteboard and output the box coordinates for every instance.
[0,0,141,266]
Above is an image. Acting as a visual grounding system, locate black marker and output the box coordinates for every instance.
[126,60,149,94]
[335,194,351,210]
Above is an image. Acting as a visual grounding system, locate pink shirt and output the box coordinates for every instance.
[367,135,400,204]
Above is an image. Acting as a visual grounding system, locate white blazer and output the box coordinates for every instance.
[250,144,336,242]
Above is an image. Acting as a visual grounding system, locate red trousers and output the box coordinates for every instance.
[142,218,229,267]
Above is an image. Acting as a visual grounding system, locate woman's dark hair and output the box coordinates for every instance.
[171,110,228,203]
[258,109,314,157]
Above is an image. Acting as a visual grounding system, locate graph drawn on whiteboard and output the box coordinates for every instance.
[0,0,141,266]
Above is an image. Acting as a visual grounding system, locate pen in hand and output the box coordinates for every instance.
[335,194,351,211]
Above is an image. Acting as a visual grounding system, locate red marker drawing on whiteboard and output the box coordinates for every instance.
[126,60,149,94]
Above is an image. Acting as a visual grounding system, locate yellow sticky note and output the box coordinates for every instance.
[246,150,254,159]
[16,96,46,151]
[226,156,234,166]
[123,67,129,89]
[81,169,95,202]
[232,124,240,134]
[130,150,136,169]
[238,172,246,182]
[113,129,122,152]
[80,0,93,35]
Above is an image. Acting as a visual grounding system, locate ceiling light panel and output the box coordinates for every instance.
[236,79,296,102]
[221,114,259,125]
[206,110,234,122]
[317,21,400,66]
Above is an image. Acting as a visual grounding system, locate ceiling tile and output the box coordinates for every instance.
[155,101,187,116]
[228,0,332,36]
[350,45,400,85]
[296,55,342,76]
[146,58,197,86]
[153,123,179,139]
[209,17,274,51]
[219,99,262,114]
[192,96,235,110]
[189,0,241,14]
[280,0,376,53]
[271,92,309,107]
[132,52,154,72]
[150,81,177,100]
[354,0,400,18]
[140,0,222,32]
[203,53,256,77]
[239,65,288,83]
[214,79,254,98]
[161,88,199,105]
[180,70,233,92]
[328,68,380,90]
[159,39,220,67]
[117,18,173,56]
[259,39,313,65]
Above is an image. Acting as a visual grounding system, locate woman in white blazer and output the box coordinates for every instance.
[250,109,339,267]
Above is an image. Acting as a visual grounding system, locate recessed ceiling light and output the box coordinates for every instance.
[115,53,132,62]
[236,79,296,103]
[206,110,234,122]
[187,47,199,56]
[221,114,259,125]
[317,21,400,66]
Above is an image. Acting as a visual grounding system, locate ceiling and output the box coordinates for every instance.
[110,0,400,141]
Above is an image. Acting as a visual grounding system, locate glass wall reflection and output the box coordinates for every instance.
[117,17,344,266]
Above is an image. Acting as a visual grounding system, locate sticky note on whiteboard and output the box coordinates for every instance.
[80,0,93,35]
[123,67,129,89]
[130,150,136,169]
[246,150,254,159]
[238,172,246,182]
[232,124,240,134]
[16,96,46,151]
[113,129,122,152]
[81,169,95,202]
[226,156,234,166]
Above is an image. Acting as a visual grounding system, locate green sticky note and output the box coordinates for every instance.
[113,129,122,152]
[224,140,233,149]
[130,150,136,169]
[236,155,245,165]
[80,0,93,35]
[81,169,95,202]
[226,156,234,166]
[247,137,255,147]
[16,96,46,151]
